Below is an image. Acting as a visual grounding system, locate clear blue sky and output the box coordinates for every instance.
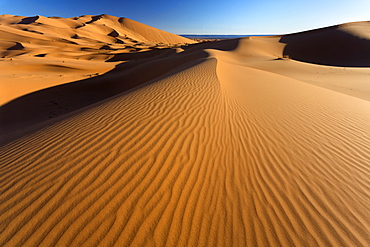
[0,0,369,34]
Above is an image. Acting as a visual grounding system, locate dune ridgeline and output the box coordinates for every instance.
[1,14,370,246]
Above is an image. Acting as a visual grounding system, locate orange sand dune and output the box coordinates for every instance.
[0,14,195,106]
[1,16,370,246]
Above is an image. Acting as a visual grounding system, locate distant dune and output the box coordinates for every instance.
[0,14,195,106]
[280,22,370,67]
[1,15,369,246]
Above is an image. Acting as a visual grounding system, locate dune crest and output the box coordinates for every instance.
[1,16,370,246]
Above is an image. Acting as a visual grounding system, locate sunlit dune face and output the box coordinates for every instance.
[0,15,369,247]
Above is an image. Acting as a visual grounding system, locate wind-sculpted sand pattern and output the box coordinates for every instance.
[1,53,370,246]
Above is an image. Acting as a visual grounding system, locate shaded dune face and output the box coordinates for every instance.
[281,22,370,67]
[6,42,24,50]
[17,16,40,24]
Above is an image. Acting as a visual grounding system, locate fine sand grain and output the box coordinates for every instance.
[1,16,370,246]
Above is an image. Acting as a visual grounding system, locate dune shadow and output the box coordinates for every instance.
[280,29,370,67]
[106,47,176,62]
[108,30,119,38]
[114,39,125,44]
[34,53,46,57]
[22,28,43,34]
[7,42,24,50]
[0,39,240,145]
[18,16,40,24]
[85,15,103,25]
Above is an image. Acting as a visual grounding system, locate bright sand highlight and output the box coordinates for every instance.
[1,15,370,246]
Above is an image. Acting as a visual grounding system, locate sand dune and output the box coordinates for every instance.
[280,22,370,67]
[1,16,370,246]
[0,14,195,106]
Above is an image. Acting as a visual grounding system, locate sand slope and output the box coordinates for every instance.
[1,17,370,246]
[0,14,195,106]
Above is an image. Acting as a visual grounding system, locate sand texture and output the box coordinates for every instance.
[1,15,370,246]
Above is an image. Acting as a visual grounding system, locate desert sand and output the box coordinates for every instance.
[0,14,369,246]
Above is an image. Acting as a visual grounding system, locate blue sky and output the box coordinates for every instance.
[0,0,369,34]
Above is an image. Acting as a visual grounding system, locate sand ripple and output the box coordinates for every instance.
[1,56,369,246]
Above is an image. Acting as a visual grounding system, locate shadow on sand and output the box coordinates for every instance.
[0,39,240,145]
[280,28,370,67]
[17,16,40,24]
